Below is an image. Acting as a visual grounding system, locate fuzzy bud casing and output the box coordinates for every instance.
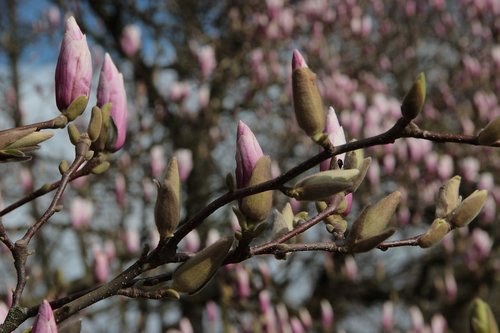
[401,72,426,120]
[154,158,180,240]
[292,169,359,201]
[240,156,273,222]
[477,117,500,145]
[435,175,461,218]
[469,298,499,333]
[449,189,488,228]
[417,218,451,248]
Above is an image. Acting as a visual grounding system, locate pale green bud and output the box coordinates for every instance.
[91,161,110,174]
[0,128,35,149]
[87,106,103,142]
[67,124,81,145]
[58,160,69,174]
[292,169,359,201]
[477,117,500,145]
[154,158,181,240]
[5,131,53,149]
[64,95,89,121]
[469,298,499,333]
[417,218,451,248]
[240,156,273,222]
[401,73,426,120]
[435,175,461,218]
[449,190,488,228]
[172,237,233,294]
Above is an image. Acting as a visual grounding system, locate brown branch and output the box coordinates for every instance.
[377,235,421,250]
[0,115,67,134]
[117,287,177,300]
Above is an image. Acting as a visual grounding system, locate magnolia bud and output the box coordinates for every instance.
[292,50,325,140]
[401,72,426,120]
[67,124,81,145]
[154,158,181,240]
[292,169,359,201]
[418,218,451,248]
[32,300,58,333]
[240,156,273,222]
[172,237,233,294]
[0,128,35,149]
[5,131,53,150]
[469,298,499,333]
[477,116,500,145]
[449,189,488,228]
[87,106,103,142]
[435,175,461,218]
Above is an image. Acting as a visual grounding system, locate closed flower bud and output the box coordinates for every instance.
[449,189,488,228]
[320,107,346,171]
[292,169,359,201]
[469,298,499,333]
[5,131,53,150]
[417,218,451,248]
[347,191,401,252]
[0,128,35,149]
[120,24,141,57]
[401,72,426,120]
[154,158,180,240]
[235,121,264,188]
[97,53,128,151]
[477,116,500,145]
[172,237,233,294]
[240,156,273,222]
[292,49,325,140]
[55,16,92,112]
[32,300,58,333]
[435,175,461,218]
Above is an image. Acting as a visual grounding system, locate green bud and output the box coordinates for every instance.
[88,106,103,142]
[240,156,273,222]
[417,218,451,248]
[58,160,69,174]
[0,128,36,149]
[0,149,30,163]
[292,169,359,201]
[272,209,293,239]
[164,288,180,300]
[401,72,426,120]
[5,131,53,149]
[91,103,111,152]
[469,298,499,333]
[349,228,395,253]
[154,158,181,240]
[477,116,500,145]
[91,161,110,174]
[68,124,81,145]
[172,237,233,294]
[449,190,488,228]
[292,67,326,138]
[347,191,401,251]
[85,150,94,160]
[64,95,89,121]
[435,175,461,218]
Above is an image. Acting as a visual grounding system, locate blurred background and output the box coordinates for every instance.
[0,0,499,332]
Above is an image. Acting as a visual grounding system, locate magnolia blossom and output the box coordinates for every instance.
[70,197,93,230]
[54,16,92,111]
[97,53,128,151]
[194,45,216,80]
[32,300,58,333]
[235,121,264,188]
[320,107,346,171]
[320,299,334,330]
[120,24,141,57]
[93,247,110,283]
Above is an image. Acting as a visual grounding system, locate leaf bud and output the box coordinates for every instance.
[5,131,53,150]
[67,124,81,145]
[477,116,500,145]
[172,237,233,294]
[401,72,426,120]
[154,158,181,240]
[64,95,89,121]
[87,106,103,142]
[435,175,461,218]
[240,156,273,223]
[449,189,488,228]
[91,161,110,174]
[469,298,499,333]
[292,169,359,201]
[417,218,451,248]
[58,160,69,174]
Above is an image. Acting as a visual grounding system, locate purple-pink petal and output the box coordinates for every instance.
[235,121,264,188]
[32,300,58,333]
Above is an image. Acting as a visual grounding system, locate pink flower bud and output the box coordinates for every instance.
[55,16,92,111]
[320,299,334,330]
[120,24,141,57]
[298,307,312,330]
[124,228,140,254]
[290,317,304,333]
[97,53,128,151]
[292,49,308,70]
[182,230,200,253]
[19,168,33,192]
[150,145,166,178]
[0,302,8,325]
[174,149,193,181]
[235,264,251,298]
[93,247,109,283]
[205,301,218,323]
[235,121,264,188]
[195,45,216,80]
[431,314,447,333]
[344,255,358,281]
[70,197,93,230]
[179,318,194,333]
[32,300,58,333]
[115,174,127,206]
[444,270,457,301]
[320,107,346,171]
[382,301,394,331]
[206,229,221,247]
[409,306,424,333]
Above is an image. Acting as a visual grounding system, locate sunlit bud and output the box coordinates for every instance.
[450,190,488,228]
[55,16,92,112]
[381,301,394,332]
[172,237,233,294]
[320,299,334,330]
[124,228,140,254]
[431,314,447,333]
[97,53,128,151]
[401,73,426,120]
[272,208,293,239]
[435,175,461,218]
[349,157,372,193]
[120,24,141,57]
[477,116,500,145]
[291,169,359,201]
[235,264,251,298]
[70,197,93,230]
[292,49,325,140]
[93,247,109,283]
[235,121,264,188]
[320,107,346,171]
[32,300,58,333]
[179,318,194,333]
[239,156,273,222]
[154,158,180,240]
[444,269,457,301]
[0,302,8,325]
[174,149,193,181]
[348,191,401,252]
[182,230,200,253]
[469,298,499,333]
[418,218,451,248]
